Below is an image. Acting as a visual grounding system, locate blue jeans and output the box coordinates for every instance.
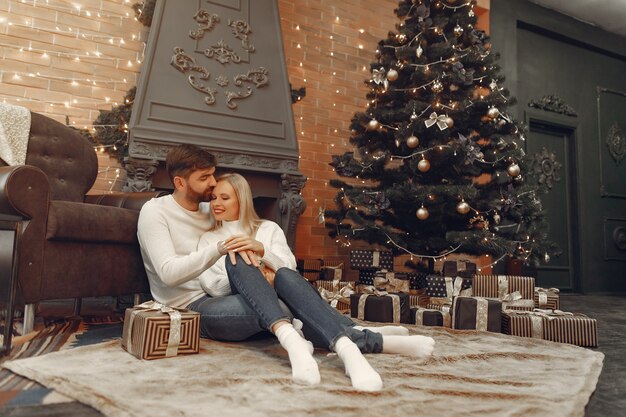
[186,254,383,353]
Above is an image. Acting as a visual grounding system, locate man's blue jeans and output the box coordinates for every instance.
[186,254,383,353]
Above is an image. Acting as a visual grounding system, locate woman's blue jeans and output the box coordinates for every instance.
[186,254,383,353]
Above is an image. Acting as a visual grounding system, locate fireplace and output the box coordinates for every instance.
[125,0,305,248]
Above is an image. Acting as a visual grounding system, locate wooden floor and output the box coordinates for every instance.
[2,294,625,417]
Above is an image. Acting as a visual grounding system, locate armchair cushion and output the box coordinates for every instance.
[46,200,139,244]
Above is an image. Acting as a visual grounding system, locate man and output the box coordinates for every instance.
[137,144,291,340]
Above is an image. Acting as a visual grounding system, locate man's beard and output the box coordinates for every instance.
[186,187,212,204]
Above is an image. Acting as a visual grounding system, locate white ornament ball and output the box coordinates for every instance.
[418,158,431,172]
[406,135,420,148]
[507,163,521,177]
[386,69,399,81]
[487,107,500,119]
[445,116,454,128]
[457,201,470,214]
[416,206,429,220]
[367,119,380,130]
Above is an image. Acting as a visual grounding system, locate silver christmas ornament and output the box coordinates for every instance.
[416,45,423,58]
[544,252,551,263]
[410,111,419,122]
[386,69,399,81]
[418,158,431,172]
[457,201,470,214]
[406,135,420,148]
[453,24,464,37]
[432,80,443,93]
[367,119,380,130]
[416,206,429,220]
[487,106,500,119]
[507,163,521,177]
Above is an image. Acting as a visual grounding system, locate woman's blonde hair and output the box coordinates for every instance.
[208,172,262,236]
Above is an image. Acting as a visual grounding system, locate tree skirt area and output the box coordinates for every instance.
[2,323,603,417]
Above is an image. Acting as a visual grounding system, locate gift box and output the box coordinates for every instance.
[426,275,472,304]
[501,309,597,347]
[374,271,410,293]
[122,301,200,360]
[411,307,451,327]
[350,291,411,324]
[296,258,322,282]
[442,260,477,278]
[358,269,376,286]
[534,287,560,310]
[408,291,427,308]
[320,259,344,280]
[317,281,353,312]
[407,272,428,290]
[451,296,502,333]
[473,275,535,301]
[350,250,393,270]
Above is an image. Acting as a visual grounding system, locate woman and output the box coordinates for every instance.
[194,173,434,391]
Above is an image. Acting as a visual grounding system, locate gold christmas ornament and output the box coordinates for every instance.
[432,80,443,93]
[507,163,521,177]
[418,158,431,172]
[449,84,459,92]
[386,69,399,81]
[416,206,429,220]
[453,24,464,37]
[406,135,420,148]
[367,119,380,130]
[444,116,454,128]
[457,200,470,214]
[487,106,500,119]
[397,33,407,43]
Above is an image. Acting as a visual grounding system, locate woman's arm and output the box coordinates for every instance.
[258,221,297,271]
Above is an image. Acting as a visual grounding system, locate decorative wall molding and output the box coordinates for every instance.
[606,122,625,165]
[528,94,578,117]
[122,157,159,192]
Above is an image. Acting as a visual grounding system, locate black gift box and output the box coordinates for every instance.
[350,250,393,270]
[358,270,376,286]
[442,260,477,278]
[411,307,446,326]
[296,258,322,281]
[425,275,472,298]
[407,272,428,289]
[350,292,411,324]
[451,296,501,333]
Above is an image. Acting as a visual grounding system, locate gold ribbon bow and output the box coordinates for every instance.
[415,306,451,328]
[500,290,535,311]
[319,282,354,308]
[430,276,472,305]
[125,301,184,358]
[372,67,389,89]
[374,271,409,293]
[504,308,579,338]
[424,112,449,130]
[358,286,401,323]
[535,287,560,307]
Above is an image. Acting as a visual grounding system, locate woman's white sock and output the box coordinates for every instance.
[275,324,320,385]
[353,325,409,336]
[334,336,383,391]
[381,335,435,358]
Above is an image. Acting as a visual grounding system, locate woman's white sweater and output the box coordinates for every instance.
[196,220,297,296]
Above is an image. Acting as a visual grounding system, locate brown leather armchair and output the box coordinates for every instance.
[0,112,165,354]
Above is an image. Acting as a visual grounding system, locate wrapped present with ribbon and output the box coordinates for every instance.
[442,260,477,278]
[534,287,561,309]
[408,291,427,307]
[350,249,394,270]
[350,287,410,324]
[499,290,535,311]
[318,280,354,312]
[358,269,377,286]
[320,261,344,280]
[412,306,451,327]
[426,275,472,305]
[501,308,597,347]
[473,275,535,301]
[296,258,322,282]
[407,272,428,290]
[121,301,200,360]
[451,296,502,333]
[374,270,410,293]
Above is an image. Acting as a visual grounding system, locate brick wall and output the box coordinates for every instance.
[0,0,145,192]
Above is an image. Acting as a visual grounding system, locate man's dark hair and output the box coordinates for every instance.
[166,144,216,182]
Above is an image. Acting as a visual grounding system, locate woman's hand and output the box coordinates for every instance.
[224,235,264,266]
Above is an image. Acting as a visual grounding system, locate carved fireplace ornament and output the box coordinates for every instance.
[606,122,625,165]
[171,9,267,110]
[528,94,578,117]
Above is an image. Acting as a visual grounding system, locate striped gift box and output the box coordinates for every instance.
[296,258,322,281]
[501,309,598,347]
[534,287,560,309]
[314,280,353,292]
[122,304,200,360]
[473,275,535,300]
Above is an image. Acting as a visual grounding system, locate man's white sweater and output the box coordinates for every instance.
[137,195,222,308]
[197,219,297,297]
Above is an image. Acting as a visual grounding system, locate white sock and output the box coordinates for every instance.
[353,325,409,336]
[333,336,383,392]
[275,324,320,385]
[381,335,435,358]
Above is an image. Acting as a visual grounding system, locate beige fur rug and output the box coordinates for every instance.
[2,324,603,417]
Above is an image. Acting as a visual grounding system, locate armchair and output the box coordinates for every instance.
[0,112,166,354]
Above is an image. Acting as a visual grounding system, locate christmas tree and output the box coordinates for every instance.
[326,0,559,271]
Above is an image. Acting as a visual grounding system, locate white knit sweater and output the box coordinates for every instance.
[137,195,222,308]
[197,220,297,296]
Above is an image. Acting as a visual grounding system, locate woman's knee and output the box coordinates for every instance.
[273,267,301,288]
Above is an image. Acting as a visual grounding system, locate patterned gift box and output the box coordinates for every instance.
[350,291,411,324]
[451,296,502,333]
[411,307,451,327]
[501,309,597,348]
[320,259,344,280]
[407,272,428,289]
[534,287,561,310]
[122,301,200,360]
[473,275,535,301]
[358,269,376,286]
[442,260,477,278]
[426,275,472,304]
[408,289,427,307]
[296,258,322,282]
[350,249,394,270]
[374,271,410,293]
[316,280,353,312]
